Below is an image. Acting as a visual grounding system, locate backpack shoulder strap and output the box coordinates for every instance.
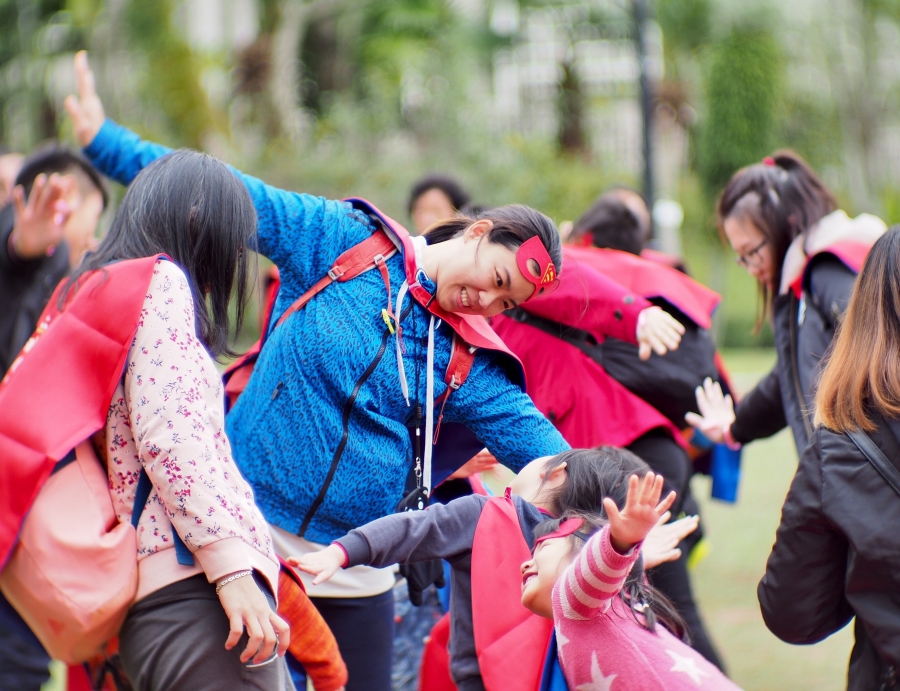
[847,429,900,498]
[274,230,398,330]
[132,468,194,566]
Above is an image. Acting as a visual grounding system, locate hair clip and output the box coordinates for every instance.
[762,156,776,167]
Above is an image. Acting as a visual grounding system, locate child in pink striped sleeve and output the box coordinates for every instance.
[521,472,742,690]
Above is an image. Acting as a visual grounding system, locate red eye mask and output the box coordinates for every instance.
[517,236,560,300]
[533,517,588,548]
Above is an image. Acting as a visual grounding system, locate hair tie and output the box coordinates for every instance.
[762,156,776,167]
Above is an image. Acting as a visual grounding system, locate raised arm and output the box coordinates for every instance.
[557,472,674,620]
[65,51,354,287]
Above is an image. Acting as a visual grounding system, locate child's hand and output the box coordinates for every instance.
[641,512,700,569]
[603,472,677,554]
[287,544,346,585]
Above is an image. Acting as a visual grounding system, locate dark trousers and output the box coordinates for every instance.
[627,429,726,672]
[310,589,395,691]
[118,574,294,691]
[0,592,51,691]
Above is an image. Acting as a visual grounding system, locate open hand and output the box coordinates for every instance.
[641,512,699,569]
[684,377,736,445]
[63,51,105,148]
[217,573,290,664]
[288,544,346,585]
[11,173,73,259]
[603,472,676,554]
[636,306,684,360]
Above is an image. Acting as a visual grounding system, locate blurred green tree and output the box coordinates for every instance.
[695,23,782,203]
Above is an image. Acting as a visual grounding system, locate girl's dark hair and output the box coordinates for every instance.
[816,227,900,432]
[572,191,645,256]
[424,204,563,280]
[533,512,688,640]
[717,151,837,323]
[408,173,470,216]
[63,149,257,359]
[535,446,649,518]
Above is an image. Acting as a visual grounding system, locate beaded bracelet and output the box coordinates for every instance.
[216,570,253,594]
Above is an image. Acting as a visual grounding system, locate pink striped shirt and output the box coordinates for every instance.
[553,525,742,690]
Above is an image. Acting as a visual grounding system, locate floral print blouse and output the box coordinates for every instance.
[104,259,278,597]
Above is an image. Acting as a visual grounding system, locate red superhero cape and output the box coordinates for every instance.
[566,245,720,329]
[492,248,684,449]
[470,491,553,691]
[789,240,871,299]
[0,256,159,566]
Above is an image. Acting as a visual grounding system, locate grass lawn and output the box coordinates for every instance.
[690,348,853,690]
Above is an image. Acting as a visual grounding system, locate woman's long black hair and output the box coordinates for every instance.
[63,149,257,359]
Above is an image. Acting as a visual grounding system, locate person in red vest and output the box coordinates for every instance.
[64,50,686,691]
[0,150,298,690]
[289,447,696,691]
[492,195,728,669]
[686,152,886,461]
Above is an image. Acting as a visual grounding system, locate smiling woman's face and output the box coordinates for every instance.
[428,222,541,318]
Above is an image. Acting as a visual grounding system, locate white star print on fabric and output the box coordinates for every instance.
[556,630,570,651]
[576,651,617,691]
[666,649,711,686]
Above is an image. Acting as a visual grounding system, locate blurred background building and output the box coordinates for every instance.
[3,0,900,345]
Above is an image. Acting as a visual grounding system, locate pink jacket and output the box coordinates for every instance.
[553,526,742,691]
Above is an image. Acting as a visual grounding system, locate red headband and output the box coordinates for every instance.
[534,517,586,547]
[517,236,560,299]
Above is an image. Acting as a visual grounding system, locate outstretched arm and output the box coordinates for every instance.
[289,494,487,584]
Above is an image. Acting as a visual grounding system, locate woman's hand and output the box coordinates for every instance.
[641,512,700,569]
[636,306,684,360]
[288,544,346,585]
[217,572,290,664]
[603,472,676,554]
[448,449,498,480]
[684,377,736,445]
[10,173,73,259]
[63,51,105,148]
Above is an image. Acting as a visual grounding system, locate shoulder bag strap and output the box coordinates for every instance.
[132,468,194,566]
[847,429,900,498]
[273,230,398,330]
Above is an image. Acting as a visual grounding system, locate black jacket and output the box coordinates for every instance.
[758,414,900,690]
[0,203,71,376]
[730,256,857,453]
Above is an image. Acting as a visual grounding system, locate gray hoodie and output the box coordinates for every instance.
[336,493,546,691]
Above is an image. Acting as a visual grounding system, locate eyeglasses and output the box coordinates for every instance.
[735,239,768,268]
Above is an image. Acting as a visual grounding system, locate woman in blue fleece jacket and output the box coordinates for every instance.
[65,51,683,691]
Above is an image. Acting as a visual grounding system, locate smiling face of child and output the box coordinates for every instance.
[520,537,575,619]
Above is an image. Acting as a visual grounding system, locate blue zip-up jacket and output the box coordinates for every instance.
[84,121,569,544]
